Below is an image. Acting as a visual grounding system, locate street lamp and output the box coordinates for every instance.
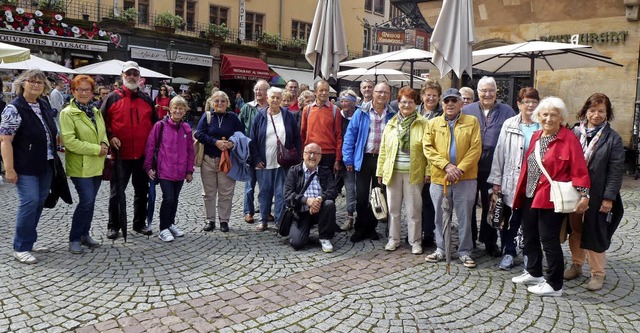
[165,40,178,82]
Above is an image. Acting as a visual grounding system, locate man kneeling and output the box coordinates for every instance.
[284,143,337,252]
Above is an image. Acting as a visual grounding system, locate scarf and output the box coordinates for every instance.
[578,120,605,163]
[397,111,417,153]
[75,100,96,125]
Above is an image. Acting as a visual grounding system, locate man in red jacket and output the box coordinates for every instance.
[101,61,157,240]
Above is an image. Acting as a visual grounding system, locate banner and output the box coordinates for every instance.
[239,0,246,41]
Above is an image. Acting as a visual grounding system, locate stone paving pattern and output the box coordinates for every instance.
[0,166,639,332]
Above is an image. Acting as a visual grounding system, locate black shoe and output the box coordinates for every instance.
[367,230,380,240]
[421,238,435,248]
[220,222,229,232]
[203,221,215,232]
[350,231,366,243]
[81,235,101,248]
[106,229,119,240]
[133,226,153,236]
[485,244,502,257]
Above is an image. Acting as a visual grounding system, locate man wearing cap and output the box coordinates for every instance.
[462,76,516,257]
[423,88,481,268]
[336,89,358,230]
[101,61,157,239]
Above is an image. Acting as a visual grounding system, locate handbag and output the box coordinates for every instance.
[269,112,299,167]
[194,111,211,167]
[488,191,504,229]
[278,171,317,237]
[370,186,388,221]
[534,140,581,213]
[102,151,115,181]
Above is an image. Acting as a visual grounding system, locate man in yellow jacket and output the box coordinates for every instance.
[423,88,482,269]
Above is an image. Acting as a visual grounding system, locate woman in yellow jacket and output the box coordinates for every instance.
[60,75,109,254]
[376,87,429,255]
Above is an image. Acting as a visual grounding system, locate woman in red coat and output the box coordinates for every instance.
[154,85,171,119]
[510,96,590,297]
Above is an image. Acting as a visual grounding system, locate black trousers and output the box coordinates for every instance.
[289,200,336,250]
[158,179,184,230]
[108,158,149,231]
[521,198,566,291]
[354,154,381,234]
[474,147,498,247]
[421,183,435,241]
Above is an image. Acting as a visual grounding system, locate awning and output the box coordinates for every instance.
[269,64,335,92]
[220,54,270,80]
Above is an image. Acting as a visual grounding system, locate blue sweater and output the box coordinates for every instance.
[249,108,302,167]
[194,111,244,158]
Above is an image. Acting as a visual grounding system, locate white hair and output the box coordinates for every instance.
[459,87,475,99]
[477,76,497,91]
[531,96,570,125]
[267,87,283,98]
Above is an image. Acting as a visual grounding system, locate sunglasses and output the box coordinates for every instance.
[443,98,459,104]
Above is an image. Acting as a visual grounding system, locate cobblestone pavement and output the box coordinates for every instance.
[0,166,639,332]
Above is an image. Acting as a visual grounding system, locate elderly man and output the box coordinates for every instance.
[285,143,338,252]
[358,79,374,106]
[101,61,157,239]
[424,88,481,268]
[238,80,270,225]
[462,76,516,257]
[343,82,395,242]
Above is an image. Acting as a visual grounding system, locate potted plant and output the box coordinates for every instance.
[257,32,281,50]
[104,7,138,28]
[207,22,229,42]
[283,37,306,53]
[38,0,65,16]
[154,12,183,33]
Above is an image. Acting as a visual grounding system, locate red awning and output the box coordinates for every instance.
[220,54,270,80]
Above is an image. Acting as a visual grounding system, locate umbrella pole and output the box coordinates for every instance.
[530,57,535,87]
[410,61,414,88]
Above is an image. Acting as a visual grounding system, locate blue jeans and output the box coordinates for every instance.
[338,168,356,214]
[147,178,157,228]
[69,176,102,242]
[243,167,257,215]
[158,179,184,230]
[256,167,286,225]
[14,164,53,252]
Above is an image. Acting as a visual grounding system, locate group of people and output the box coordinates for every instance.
[0,63,625,297]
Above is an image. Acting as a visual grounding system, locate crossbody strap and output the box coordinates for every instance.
[268,112,283,144]
[301,171,317,194]
[534,140,553,182]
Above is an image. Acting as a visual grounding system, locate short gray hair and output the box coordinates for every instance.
[459,87,475,99]
[477,76,497,91]
[531,96,570,125]
[267,87,283,98]
[254,79,270,90]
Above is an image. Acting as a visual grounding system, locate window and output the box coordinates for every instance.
[174,0,196,31]
[245,12,264,41]
[291,20,311,40]
[210,5,228,25]
[363,28,370,51]
[365,0,384,15]
[175,0,184,18]
[365,0,372,11]
[138,0,149,24]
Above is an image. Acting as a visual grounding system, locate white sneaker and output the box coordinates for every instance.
[14,251,37,264]
[168,224,184,237]
[159,229,175,242]
[32,244,50,253]
[319,239,333,253]
[512,272,545,285]
[384,240,398,251]
[411,243,423,255]
[527,282,563,297]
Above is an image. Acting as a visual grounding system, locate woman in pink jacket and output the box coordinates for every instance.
[144,96,195,242]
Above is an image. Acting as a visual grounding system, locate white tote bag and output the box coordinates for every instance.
[534,141,581,213]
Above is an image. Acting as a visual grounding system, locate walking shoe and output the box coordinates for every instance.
[527,282,563,297]
[460,255,477,268]
[411,243,423,255]
[32,244,50,253]
[564,263,583,280]
[69,241,83,254]
[168,224,184,237]
[133,226,153,236]
[220,222,230,232]
[340,216,354,231]
[268,214,275,222]
[203,220,215,232]
[256,223,267,232]
[425,251,444,263]
[81,235,101,248]
[421,238,435,248]
[106,229,119,240]
[384,240,399,251]
[499,254,515,271]
[319,239,333,253]
[587,275,605,291]
[512,272,545,285]
[14,251,37,264]
[159,229,175,242]
[244,214,254,224]
[367,230,380,240]
[350,231,366,243]
[485,243,502,257]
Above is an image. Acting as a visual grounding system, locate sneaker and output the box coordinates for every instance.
[168,224,184,237]
[384,240,398,251]
[81,235,101,248]
[32,244,50,253]
[527,282,563,297]
[159,229,174,242]
[425,251,444,263]
[340,216,354,231]
[460,255,476,268]
[133,226,153,236]
[411,243,423,255]
[512,272,545,285]
[69,241,83,254]
[13,251,37,264]
[564,263,583,280]
[499,254,515,271]
[587,275,605,291]
[319,239,333,253]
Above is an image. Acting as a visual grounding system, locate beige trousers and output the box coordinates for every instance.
[201,155,236,223]
[386,172,423,245]
[568,213,606,277]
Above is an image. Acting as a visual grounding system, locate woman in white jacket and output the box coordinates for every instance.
[487,87,540,270]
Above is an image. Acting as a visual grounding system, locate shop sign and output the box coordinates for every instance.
[540,31,628,45]
[376,29,406,46]
[0,34,108,52]
[130,46,213,67]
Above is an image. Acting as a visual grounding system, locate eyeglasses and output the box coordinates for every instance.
[303,151,322,156]
[213,100,227,103]
[479,89,496,94]
[75,88,92,93]
[27,80,45,86]
[374,90,389,95]
[124,70,140,77]
[443,98,459,104]
[399,100,416,106]
[520,100,539,105]
[423,94,439,99]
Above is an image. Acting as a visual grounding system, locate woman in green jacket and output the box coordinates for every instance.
[60,75,109,254]
[376,87,429,255]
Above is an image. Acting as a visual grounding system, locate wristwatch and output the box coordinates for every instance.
[581,194,590,199]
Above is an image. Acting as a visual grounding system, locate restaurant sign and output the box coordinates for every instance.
[0,34,108,52]
[540,31,628,45]
[130,46,213,67]
[376,29,405,46]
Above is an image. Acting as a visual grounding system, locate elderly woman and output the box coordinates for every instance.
[459,87,475,106]
[60,75,109,254]
[250,87,301,231]
[0,70,58,264]
[565,93,624,291]
[488,87,540,270]
[511,97,590,297]
[376,86,428,254]
[195,91,244,233]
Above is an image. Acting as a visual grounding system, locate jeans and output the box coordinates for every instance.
[147,178,157,228]
[14,164,53,252]
[289,200,336,250]
[69,176,102,242]
[430,180,476,257]
[243,167,257,215]
[256,167,286,225]
[500,205,522,256]
[108,158,148,231]
[158,179,184,230]
[337,167,356,214]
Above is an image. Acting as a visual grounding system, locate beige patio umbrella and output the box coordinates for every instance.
[0,55,78,74]
[305,0,348,81]
[430,0,476,79]
[0,42,30,64]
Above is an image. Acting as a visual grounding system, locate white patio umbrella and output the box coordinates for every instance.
[0,55,78,74]
[430,0,475,79]
[305,0,348,81]
[75,59,171,79]
[472,40,622,84]
[0,42,30,64]
[340,48,436,87]
[337,68,415,82]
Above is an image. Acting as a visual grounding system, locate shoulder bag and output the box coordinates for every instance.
[534,140,581,213]
[270,112,299,167]
[370,186,388,221]
[278,171,317,237]
[194,111,211,167]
